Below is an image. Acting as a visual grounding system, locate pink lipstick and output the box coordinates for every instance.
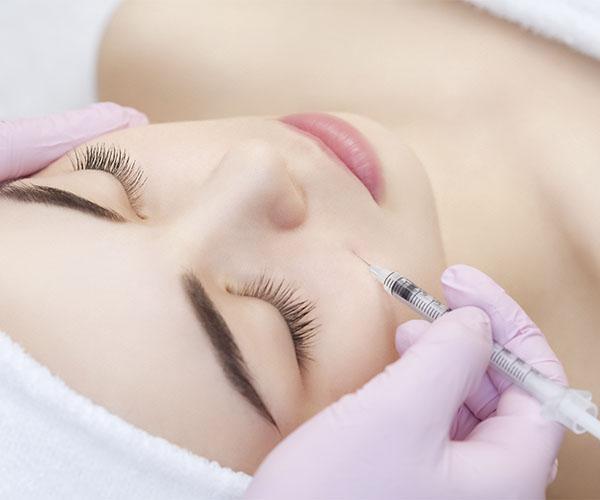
[278,112,384,202]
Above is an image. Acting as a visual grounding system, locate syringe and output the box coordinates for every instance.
[368,263,600,440]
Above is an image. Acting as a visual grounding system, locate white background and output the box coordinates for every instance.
[0,0,122,120]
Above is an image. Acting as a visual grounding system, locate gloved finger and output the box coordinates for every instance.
[450,404,480,440]
[394,319,428,354]
[397,318,498,422]
[396,320,485,439]
[0,102,148,181]
[463,371,499,421]
[466,385,564,473]
[441,264,567,411]
[439,273,500,421]
[442,265,565,465]
[366,307,492,445]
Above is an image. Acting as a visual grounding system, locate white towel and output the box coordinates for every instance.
[464,0,600,61]
[0,330,252,499]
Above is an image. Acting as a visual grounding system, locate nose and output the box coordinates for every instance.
[168,139,307,254]
[210,138,306,229]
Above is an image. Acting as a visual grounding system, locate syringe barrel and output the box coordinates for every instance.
[382,273,448,321]
[378,267,600,439]
[490,344,539,386]
[383,272,542,389]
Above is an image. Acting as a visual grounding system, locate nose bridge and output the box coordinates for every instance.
[165,138,307,257]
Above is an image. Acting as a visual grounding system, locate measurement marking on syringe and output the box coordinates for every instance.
[491,348,532,383]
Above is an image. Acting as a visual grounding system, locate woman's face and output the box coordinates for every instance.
[0,112,445,474]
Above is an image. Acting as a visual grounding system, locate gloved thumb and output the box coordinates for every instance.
[396,317,490,440]
[394,319,429,354]
[375,307,492,443]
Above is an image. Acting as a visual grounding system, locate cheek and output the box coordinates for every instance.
[301,291,403,417]
[0,211,280,474]
[342,316,399,384]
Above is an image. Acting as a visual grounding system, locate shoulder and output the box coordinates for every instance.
[529,107,600,281]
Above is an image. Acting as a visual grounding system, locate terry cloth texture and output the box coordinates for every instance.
[0,330,252,499]
[464,0,600,60]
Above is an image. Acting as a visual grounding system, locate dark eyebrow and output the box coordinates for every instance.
[0,182,126,222]
[182,272,280,432]
[0,181,279,429]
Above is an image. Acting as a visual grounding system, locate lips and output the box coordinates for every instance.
[277,112,384,202]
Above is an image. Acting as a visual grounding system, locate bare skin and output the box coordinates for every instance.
[96,0,596,497]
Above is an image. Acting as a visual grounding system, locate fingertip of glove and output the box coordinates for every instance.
[394,319,429,354]
[443,307,492,339]
[91,102,149,127]
[441,264,507,307]
[88,101,121,114]
[123,106,149,127]
[441,264,491,289]
[440,307,493,363]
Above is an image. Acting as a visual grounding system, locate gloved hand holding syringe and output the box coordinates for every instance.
[246,263,567,499]
[364,258,600,440]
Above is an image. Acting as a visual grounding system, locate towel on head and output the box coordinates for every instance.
[0,330,252,499]
[464,0,600,60]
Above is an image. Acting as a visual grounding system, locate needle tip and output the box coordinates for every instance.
[352,250,371,267]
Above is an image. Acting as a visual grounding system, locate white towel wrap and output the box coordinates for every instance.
[0,330,252,500]
[464,0,600,61]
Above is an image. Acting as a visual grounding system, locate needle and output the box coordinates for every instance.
[352,250,371,267]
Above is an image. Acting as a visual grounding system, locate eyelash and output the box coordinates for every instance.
[68,145,319,367]
[231,273,320,371]
[68,144,147,215]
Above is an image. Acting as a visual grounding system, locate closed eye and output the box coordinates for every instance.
[69,143,148,219]
[228,271,320,374]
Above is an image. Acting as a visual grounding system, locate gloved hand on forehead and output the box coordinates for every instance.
[0,102,148,182]
[244,264,566,500]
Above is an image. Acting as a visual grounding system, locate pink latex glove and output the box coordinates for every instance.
[244,264,566,500]
[0,102,148,182]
